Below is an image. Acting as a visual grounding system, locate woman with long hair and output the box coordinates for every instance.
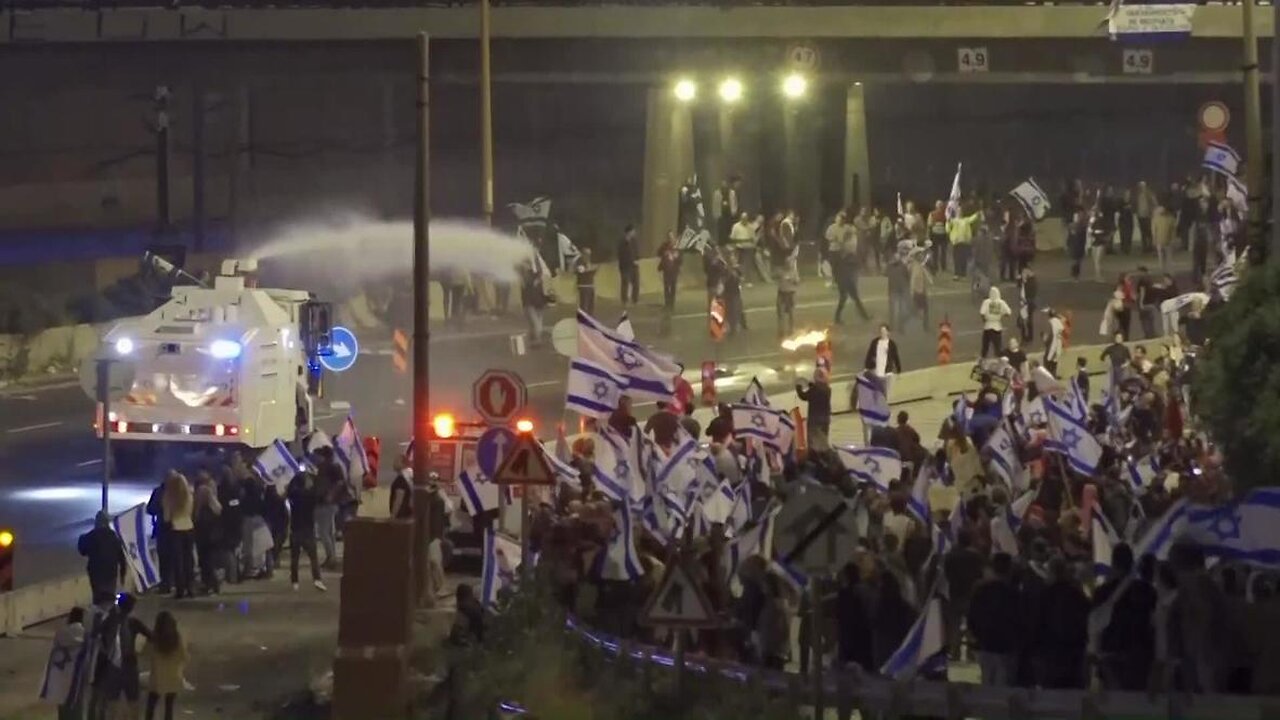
[144,611,189,720]
[162,471,195,599]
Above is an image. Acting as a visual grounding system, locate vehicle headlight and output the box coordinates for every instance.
[114,337,135,355]
[209,340,242,360]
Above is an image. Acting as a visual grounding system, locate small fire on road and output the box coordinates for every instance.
[780,329,828,352]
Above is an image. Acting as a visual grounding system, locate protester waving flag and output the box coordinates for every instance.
[855,372,891,427]
[731,404,782,443]
[566,357,627,419]
[984,422,1026,492]
[1066,375,1090,421]
[945,163,963,220]
[881,597,947,680]
[595,504,643,581]
[836,446,903,493]
[481,528,522,608]
[1045,396,1104,476]
[1009,178,1050,221]
[768,410,796,455]
[112,503,160,591]
[334,416,370,483]
[254,439,303,493]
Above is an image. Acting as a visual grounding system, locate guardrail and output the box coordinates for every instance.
[0,0,1134,8]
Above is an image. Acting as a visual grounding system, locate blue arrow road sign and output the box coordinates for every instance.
[476,426,518,478]
[319,326,359,373]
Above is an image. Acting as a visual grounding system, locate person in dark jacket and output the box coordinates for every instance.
[388,455,415,521]
[286,471,326,592]
[93,593,153,717]
[313,447,344,569]
[1035,557,1090,688]
[145,483,172,594]
[943,529,985,661]
[78,511,127,605]
[1092,544,1157,691]
[872,571,916,670]
[968,552,1023,686]
[796,367,833,451]
[834,562,874,673]
[618,224,640,307]
[217,466,244,585]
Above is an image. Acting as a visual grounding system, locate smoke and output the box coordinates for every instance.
[246,214,535,288]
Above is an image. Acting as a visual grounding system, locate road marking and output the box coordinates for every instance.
[5,421,62,434]
[671,287,970,320]
[525,380,562,390]
[76,459,103,467]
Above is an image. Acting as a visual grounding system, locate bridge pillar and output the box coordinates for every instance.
[640,85,695,257]
[843,82,872,211]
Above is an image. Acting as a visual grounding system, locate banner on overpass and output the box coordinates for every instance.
[1108,4,1196,41]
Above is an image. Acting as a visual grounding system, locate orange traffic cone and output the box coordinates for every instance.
[937,317,953,365]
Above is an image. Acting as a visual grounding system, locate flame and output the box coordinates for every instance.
[780,329,828,352]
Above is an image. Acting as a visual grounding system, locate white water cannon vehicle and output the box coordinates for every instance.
[88,252,333,472]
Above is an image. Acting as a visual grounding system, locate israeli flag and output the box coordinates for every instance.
[1203,141,1242,177]
[1227,174,1248,215]
[1211,257,1239,301]
[480,527,522,608]
[303,429,332,458]
[577,309,679,402]
[732,404,782,443]
[1182,488,1280,567]
[768,410,796,455]
[1044,396,1103,476]
[675,227,712,254]
[1009,178,1050,221]
[1006,489,1038,535]
[39,623,91,706]
[589,431,635,504]
[254,439,304,493]
[908,462,933,522]
[1132,497,1189,561]
[653,432,699,496]
[836,446,903,493]
[990,510,1019,558]
[595,504,644,581]
[742,376,771,408]
[725,508,774,579]
[698,480,737,527]
[984,423,1026,492]
[769,557,809,595]
[855,372,891,427]
[1022,395,1048,429]
[727,481,753,533]
[1126,454,1161,494]
[509,196,551,225]
[951,394,972,435]
[881,597,947,680]
[1066,375,1090,421]
[566,357,626,419]
[945,162,963,220]
[334,416,370,482]
[545,447,582,490]
[111,503,159,591]
[458,469,500,517]
[1093,508,1121,580]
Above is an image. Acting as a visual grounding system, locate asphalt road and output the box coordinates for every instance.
[0,251,1186,585]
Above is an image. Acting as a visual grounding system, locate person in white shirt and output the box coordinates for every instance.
[863,323,903,375]
[978,287,1012,359]
[821,211,847,282]
[1043,308,1065,376]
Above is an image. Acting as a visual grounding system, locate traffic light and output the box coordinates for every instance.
[432,413,456,439]
[0,529,14,593]
[362,436,381,489]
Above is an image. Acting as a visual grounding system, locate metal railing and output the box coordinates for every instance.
[5,0,1223,10]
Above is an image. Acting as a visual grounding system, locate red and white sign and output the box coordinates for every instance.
[472,369,527,425]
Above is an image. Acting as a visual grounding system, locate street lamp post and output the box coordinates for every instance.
[481,0,494,224]
[412,32,436,608]
[1241,0,1264,256]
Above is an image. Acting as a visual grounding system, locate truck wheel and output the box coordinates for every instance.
[110,443,156,477]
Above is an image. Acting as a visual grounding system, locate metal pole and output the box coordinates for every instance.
[412,32,435,608]
[155,86,171,233]
[192,85,207,253]
[1242,0,1265,257]
[519,486,530,574]
[1272,0,1280,263]
[98,360,111,513]
[480,0,494,223]
[808,578,824,718]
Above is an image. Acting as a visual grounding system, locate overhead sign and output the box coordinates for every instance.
[79,356,136,403]
[639,560,719,629]
[472,369,527,425]
[493,434,554,486]
[1122,48,1153,75]
[957,47,989,74]
[1107,4,1196,41]
[476,426,518,478]
[319,326,359,373]
[773,482,858,576]
[786,43,820,71]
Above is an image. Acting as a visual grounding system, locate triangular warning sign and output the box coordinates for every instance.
[493,434,555,486]
[638,560,718,629]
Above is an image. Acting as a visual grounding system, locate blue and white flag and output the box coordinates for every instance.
[1203,140,1242,178]
[951,394,972,436]
[1210,257,1239,301]
[38,622,92,706]
[544,447,582,489]
[697,479,737,527]
[577,309,679,402]
[742,376,771,408]
[480,527,522,608]
[595,504,644,581]
[1009,178,1050,221]
[112,503,159,591]
[1005,489,1038,536]
[303,429,332,459]
[837,446,903,493]
[1044,396,1104,476]
[908,461,933,522]
[769,557,809,595]
[1132,497,1189,560]
[725,508,774,579]
[254,439,303,492]
[945,163,962,220]
[1227,174,1248,215]
[855,372,890,427]
[768,410,796,455]
[458,469,501,517]
[1022,395,1048,429]
[590,431,634,503]
[1182,488,1280,567]
[984,423,1026,492]
[731,404,782,443]
[1092,507,1121,579]
[881,597,947,680]
[334,416,370,481]
[1125,454,1161,494]
[1066,375,1090,421]
[653,431,700,495]
[728,481,753,533]
[566,357,627,419]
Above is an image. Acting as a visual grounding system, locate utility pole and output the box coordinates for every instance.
[480,0,495,224]
[1242,0,1264,256]
[1272,0,1280,263]
[411,32,436,609]
[192,85,207,253]
[154,85,172,234]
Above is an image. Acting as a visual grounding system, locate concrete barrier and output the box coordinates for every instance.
[0,573,91,637]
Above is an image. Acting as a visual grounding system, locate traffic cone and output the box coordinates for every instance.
[937,317,953,365]
[1063,310,1074,349]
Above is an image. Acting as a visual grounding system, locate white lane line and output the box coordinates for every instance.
[76,459,104,467]
[5,421,62,434]
[526,380,563,390]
